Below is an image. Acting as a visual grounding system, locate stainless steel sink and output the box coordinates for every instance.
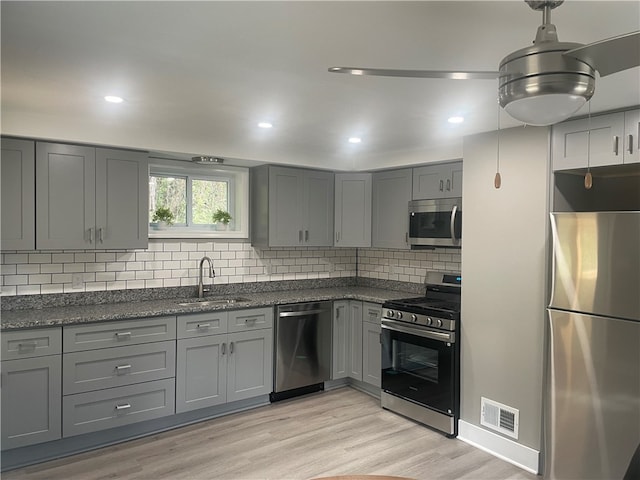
[176,297,250,307]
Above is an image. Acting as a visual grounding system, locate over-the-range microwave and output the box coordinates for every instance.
[408,198,462,248]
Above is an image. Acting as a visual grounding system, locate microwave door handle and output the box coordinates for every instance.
[450,205,458,241]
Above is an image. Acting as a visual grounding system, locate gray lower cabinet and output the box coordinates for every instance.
[362,320,382,387]
[332,300,380,385]
[63,378,175,437]
[1,354,62,450]
[63,341,176,395]
[1,137,35,251]
[176,308,274,414]
[61,317,177,437]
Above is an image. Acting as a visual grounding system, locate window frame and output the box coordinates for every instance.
[148,159,249,239]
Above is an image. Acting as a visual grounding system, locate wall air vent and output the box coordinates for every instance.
[480,397,519,439]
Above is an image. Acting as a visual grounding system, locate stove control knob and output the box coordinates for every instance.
[437,319,443,327]
[397,312,403,319]
[426,317,432,326]
[387,310,394,318]
[411,314,418,323]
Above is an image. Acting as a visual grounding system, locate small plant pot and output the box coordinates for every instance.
[216,223,228,231]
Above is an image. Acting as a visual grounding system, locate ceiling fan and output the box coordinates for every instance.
[329,0,640,126]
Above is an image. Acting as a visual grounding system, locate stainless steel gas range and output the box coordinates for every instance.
[381,272,461,437]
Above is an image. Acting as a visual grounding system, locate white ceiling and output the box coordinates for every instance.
[2,1,639,171]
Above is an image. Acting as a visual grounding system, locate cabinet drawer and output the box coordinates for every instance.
[363,302,381,324]
[228,307,273,333]
[177,312,228,339]
[63,316,176,352]
[63,341,176,395]
[62,378,175,437]
[1,328,62,360]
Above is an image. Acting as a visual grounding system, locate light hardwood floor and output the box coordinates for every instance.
[3,387,539,480]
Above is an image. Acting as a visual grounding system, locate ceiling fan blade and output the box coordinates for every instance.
[564,31,640,77]
[328,67,499,80]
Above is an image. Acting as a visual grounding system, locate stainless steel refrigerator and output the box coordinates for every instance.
[546,212,640,480]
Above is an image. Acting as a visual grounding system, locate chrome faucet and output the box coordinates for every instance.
[198,256,216,298]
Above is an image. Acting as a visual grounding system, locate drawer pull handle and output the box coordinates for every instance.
[115,403,131,411]
[244,318,257,323]
[115,332,132,339]
[197,323,211,329]
[116,364,132,372]
[17,342,38,350]
[230,342,234,354]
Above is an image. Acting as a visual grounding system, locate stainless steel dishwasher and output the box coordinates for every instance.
[270,301,332,402]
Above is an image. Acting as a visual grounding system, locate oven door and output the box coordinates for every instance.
[381,319,456,415]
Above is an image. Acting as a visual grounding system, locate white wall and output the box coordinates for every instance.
[460,126,549,472]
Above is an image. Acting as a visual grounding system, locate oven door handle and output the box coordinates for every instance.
[382,320,455,343]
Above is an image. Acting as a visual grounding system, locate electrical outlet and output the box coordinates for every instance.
[72,273,84,289]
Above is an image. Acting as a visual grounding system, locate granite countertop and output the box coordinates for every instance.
[0,286,413,330]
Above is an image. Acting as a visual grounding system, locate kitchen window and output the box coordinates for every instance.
[148,159,249,239]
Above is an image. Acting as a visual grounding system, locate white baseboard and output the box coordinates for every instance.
[457,420,540,475]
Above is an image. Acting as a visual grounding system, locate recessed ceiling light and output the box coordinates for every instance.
[348,137,362,144]
[258,122,273,129]
[448,116,464,124]
[104,95,124,104]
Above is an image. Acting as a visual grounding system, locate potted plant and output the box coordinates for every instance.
[212,209,232,230]
[151,207,175,229]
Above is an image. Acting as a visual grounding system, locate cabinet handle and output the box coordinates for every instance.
[637,122,640,151]
[613,135,619,155]
[221,342,226,355]
[446,179,451,191]
[116,364,132,373]
[299,230,303,243]
[439,180,444,191]
[17,342,37,350]
[230,342,234,354]
[88,228,94,244]
[196,323,210,329]
[115,403,131,411]
[336,308,340,319]
[629,134,635,154]
[244,318,257,324]
[115,331,132,339]
[98,227,104,243]
[305,230,309,242]
[405,232,409,244]
[336,231,339,243]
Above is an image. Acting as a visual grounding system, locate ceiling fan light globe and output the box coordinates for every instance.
[503,94,587,126]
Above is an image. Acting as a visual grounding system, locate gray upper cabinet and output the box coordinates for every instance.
[412,161,463,200]
[251,165,334,247]
[371,169,412,250]
[1,138,35,251]
[334,173,372,247]
[552,109,640,171]
[36,142,148,250]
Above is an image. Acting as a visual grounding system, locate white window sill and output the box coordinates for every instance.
[148,230,248,240]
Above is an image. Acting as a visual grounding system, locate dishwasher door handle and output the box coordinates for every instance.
[279,309,327,317]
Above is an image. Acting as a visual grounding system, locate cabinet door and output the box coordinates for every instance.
[227,329,273,402]
[448,162,463,198]
[552,113,625,170]
[623,109,640,164]
[95,148,148,249]
[268,166,304,246]
[36,142,96,249]
[348,301,363,381]
[371,169,412,249]
[335,173,372,247]
[362,321,381,387]
[413,164,447,199]
[303,170,334,246]
[1,355,62,450]
[1,138,35,250]
[176,335,227,413]
[332,300,349,380]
